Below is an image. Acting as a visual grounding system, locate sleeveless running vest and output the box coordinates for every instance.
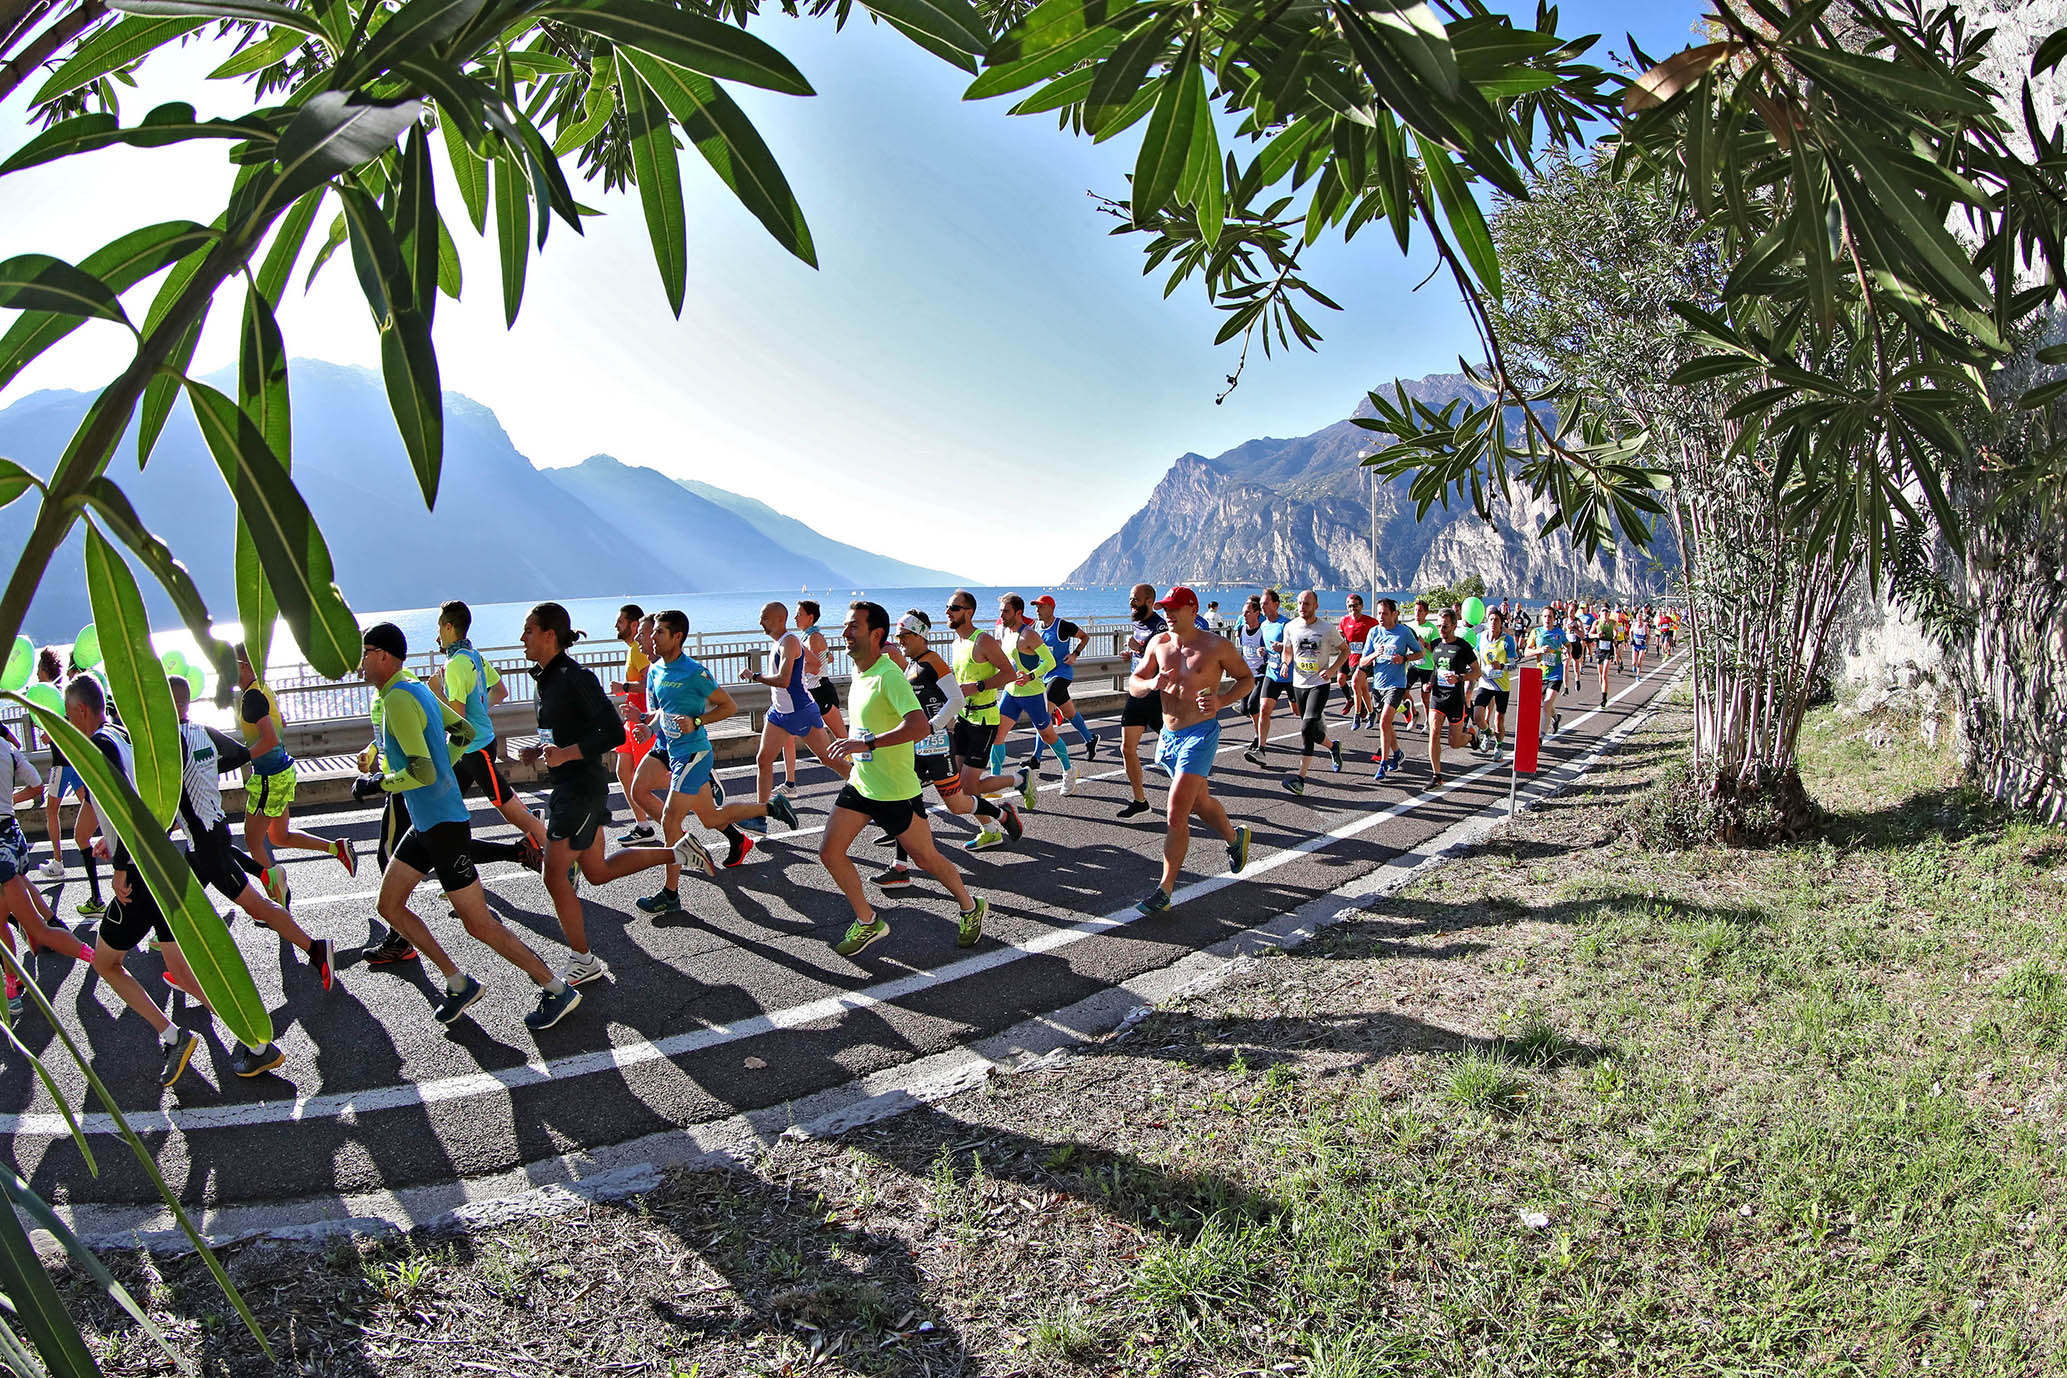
[1002,626,1055,698]
[771,634,809,716]
[446,638,496,751]
[1039,619,1076,683]
[383,677,468,830]
[237,680,291,775]
[907,655,952,757]
[952,634,999,725]
[1236,622,1268,673]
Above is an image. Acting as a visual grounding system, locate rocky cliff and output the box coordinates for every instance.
[1070,373,1672,599]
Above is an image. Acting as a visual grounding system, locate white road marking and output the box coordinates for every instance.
[4,661,1675,1137]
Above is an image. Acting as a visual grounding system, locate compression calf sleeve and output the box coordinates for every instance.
[471,840,524,864]
[1071,713,1093,742]
[82,850,100,902]
[1052,739,1072,770]
[989,744,1008,775]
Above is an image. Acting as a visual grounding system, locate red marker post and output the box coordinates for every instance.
[1509,666,1543,815]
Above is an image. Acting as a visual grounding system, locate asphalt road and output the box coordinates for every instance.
[4,655,1679,1212]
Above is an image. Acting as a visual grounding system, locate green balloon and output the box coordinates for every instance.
[23,682,63,714]
[161,649,188,680]
[1,635,30,693]
[1462,627,1480,648]
[1463,596,1487,626]
[73,624,101,669]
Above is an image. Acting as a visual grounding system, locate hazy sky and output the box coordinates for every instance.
[1,1,1704,582]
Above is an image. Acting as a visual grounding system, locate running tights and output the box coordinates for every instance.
[1296,686,1332,756]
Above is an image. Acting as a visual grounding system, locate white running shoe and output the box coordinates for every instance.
[35,856,64,881]
[1060,764,1080,797]
[564,951,612,985]
[674,832,718,878]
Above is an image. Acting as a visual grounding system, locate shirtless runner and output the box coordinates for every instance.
[1125,586,1255,917]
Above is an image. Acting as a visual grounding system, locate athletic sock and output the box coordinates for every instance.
[159,1025,179,1047]
[1052,738,1072,770]
[445,971,470,994]
[544,977,568,996]
[1070,714,1093,743]
[973,797,1000,820]
[724,824,746,847]
[893,843,910,865]
[989,744,1008,775]
[82,851,101,903]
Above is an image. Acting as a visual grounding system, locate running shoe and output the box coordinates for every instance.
[34,856,63,881]
[635,887,681,915]
[873,865,912,888]
[1135,888,1172,918]
[1117,798,1151,819]
[231,1042,284,1078]
[5,992,20,1022]
[1227,824,1251,875]
[723,831,755,869]
[1429,774,1448,788]
[1084,734,1101,762]
[767,791,800,831]
[433,974,484,1024]
[833,917,890,958]
[1000,804,1025,842]
[307,938,334,992]
[709,774,727,808]
[616,822,659,846]
[76,897,104,918]
[263,867,289,906]
[674,833,718,879]
[1242,745,1264,766]
[1061,764,1080,797]
[1552,711,1563,736]
[564,951,611,985]
[1016,768,1039,811]
[1352,713,1366,732]
[956,896,987,949]
[517,834,546,875]
[1372,760,1393,782]
[964,828,1006,852]
[1282,776,1305,796]
[1388,749,1405,770]
[330,837,356,879]
[158,1030,200,1087]
[1329,740,1344,772]
[775,779,796,798]
[524,983,583,1031]
[366,930,417,966]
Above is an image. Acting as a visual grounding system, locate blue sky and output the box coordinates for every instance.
[0,0,1706,581]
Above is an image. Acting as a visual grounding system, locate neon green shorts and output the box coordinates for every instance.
[249,766,298,818]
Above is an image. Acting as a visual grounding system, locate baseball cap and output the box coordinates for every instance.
[1155,586,1199,612]
[1032,595,1055,608]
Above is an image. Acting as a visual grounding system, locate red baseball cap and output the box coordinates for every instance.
[1155,586,1199,612]
[1032,595,1055,607]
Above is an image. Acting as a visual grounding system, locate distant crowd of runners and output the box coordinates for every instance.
[0,587,1674,1092]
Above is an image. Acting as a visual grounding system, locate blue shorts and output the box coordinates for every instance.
[767,700,825,738]
[46,765,82,801]
[1001,693,1052,728]
[668,747,715,797]
[1632,636,1647,650]
[1154,718,1221,780]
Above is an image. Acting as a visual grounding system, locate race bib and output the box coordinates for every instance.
[1437,669,1459,688]
[917,729,950,757]
[1295,655,1320,676]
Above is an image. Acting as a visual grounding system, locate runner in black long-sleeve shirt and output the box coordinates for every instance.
[516,603,671,989]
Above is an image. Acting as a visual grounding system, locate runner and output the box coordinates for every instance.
[0,724,91,1017]
[1280,589,1349,796]
[991,594,1078,795]
[795,600,848,742]
[750,602,848,819]
[516,603,673,986]
[1027,595,1098,768]
[942,591,1028,847]
[1592,609,1618,704]
[621,615,675,839]
[1243,588,1293,767]
[1631,608,1650,676]
[1425,610,1479,787]
[1361,599,1423,783]
[30,648,72,883]
[1128,587,1253,916]
[433,601,549,863]
[607,604,659,845]
[634,610,801,916]
[1336,594,1377,729]
[1405,599,1439,736]
[1525,609,1569,740]
[817,602,989,958]
[1234,597,1273,762]
[1471,610,1518,756]
[1119,583,1172,813]
[234,645,353,902]
[354,623,581,1031]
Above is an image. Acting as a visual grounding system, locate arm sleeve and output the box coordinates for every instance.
[929,659,964,733]
[206,726,252,773]
[378,691,439,793]
[437,693,476,760]
[575,668,624,762]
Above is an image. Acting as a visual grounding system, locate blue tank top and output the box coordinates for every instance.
[447,639,495,752]
[1040,619,1077,683]
[771,635,809,716]
[385,677,468,830]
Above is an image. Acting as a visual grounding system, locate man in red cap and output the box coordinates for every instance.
[1125,586,1255,916]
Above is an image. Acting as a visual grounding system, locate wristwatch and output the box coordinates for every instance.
[861,730,878,751]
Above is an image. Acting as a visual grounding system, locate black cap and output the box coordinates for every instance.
[362,622,407,659]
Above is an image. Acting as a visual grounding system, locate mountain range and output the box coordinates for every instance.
[1068,372,1672,599]
[0,361,963,641]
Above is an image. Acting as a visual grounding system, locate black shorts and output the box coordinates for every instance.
[186,821,250,902]
[1432,693,1468,724]
[950,717,996,768]
[1406,667,1434,689]
[453,747,516,806]
[915,749,957,787]
[99,874,173,952]
[1295,684,1331,731]
[1121,692,1162,731]
[1376,685,1410,711]
[833,784,919,840]
[1473,688,1511,713]
[809,681,840,715]
[393,820,481,894]
[545,776,611,852]
[1045,678,1074,706]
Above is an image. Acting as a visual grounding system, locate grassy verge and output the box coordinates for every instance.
[60,695,2067,1376]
